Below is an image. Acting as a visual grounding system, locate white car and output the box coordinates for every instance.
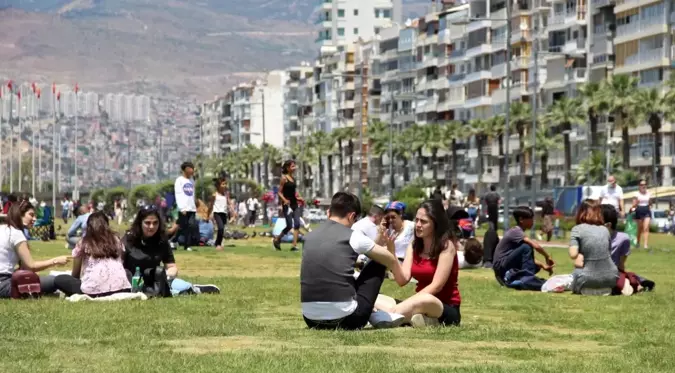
[650,210,672,233]
[305,208,328,222]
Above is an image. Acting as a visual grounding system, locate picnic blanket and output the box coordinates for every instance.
[66,293,148,302]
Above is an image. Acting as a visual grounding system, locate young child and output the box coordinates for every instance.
[492,206,556,286]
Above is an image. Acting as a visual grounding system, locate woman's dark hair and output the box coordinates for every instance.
[601,204,618,230]
[413,199,453,260]
[128,206,167,246]
[213,177,227,190]
[467,189,477,201]
[463,238,484,265]
[79,211,123,259]
[576,199,604,226]
[6,200,34,230]
[282,160,296,175]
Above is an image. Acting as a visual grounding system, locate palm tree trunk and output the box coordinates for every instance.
[337,141,344,190]
[588,112,598,150]
[518,127,526,188]
[348,140,354,188]
[378,154,385,195]
[498,134,505,187]
[431,149,438,183]
[451,139,458,184]
[327,155,334,195]
[318,157,324,197]
[477,136,484,193]
[541,153,549,188]
[403,158,410,183]
[621,126,630,170]
[417,149,423,180]
[651,116,662,185]
[564,132,572,186]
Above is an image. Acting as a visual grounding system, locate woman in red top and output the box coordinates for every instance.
[380,199,461,327]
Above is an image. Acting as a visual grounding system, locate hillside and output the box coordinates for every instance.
[0,0,429,98]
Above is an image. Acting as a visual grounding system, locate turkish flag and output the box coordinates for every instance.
[37,88,41,99]
[57,92,61,101]
[7,80,12,91]
[52,82,56,94]
[31,82,36,93]
[74,83,79,93]
[17,91,21,100]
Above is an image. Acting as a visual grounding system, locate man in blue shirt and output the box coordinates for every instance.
[66,205,91,249]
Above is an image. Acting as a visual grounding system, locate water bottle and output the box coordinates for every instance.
[132,267,141,292]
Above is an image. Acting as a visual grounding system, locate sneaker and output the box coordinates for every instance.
[194,284,221,294]
[369,310,406,329]
[290,246,299,252]
[273,239,281,251]
[185,247,194,252]
[410,314,440,328]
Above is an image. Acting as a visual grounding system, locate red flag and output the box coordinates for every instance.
[31,82,36,93]
[17,91,21,100]
[52,82,56,94]
[57,91,61,101]
[74,83,79,94]
[7,80,12,91]
[37,88,41,99]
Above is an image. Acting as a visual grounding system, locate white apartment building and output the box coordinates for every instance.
[283,65,313,148]
[316,0,403,51]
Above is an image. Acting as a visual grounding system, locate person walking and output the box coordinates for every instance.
[483,185,501,231]
[273,160,304,252]
[209,177,229,251]
[632,179,652,250]
[599,175,624,217]
[174,161,197,251]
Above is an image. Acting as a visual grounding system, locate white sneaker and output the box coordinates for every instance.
[368,310,406,329]
[410,314,440,328]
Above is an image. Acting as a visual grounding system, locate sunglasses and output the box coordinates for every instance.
[143,205,159,212]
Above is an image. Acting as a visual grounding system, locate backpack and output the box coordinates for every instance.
[11,270,41,299]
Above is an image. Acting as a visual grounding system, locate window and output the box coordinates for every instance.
[383,9,391,18]
[338,9,345,17]
[375,9,381,17]
[353,28,359,35]
[375,27,380,35]
[338,28,345,36]
[354,9,358,16]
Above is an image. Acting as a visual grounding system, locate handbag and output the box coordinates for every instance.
[10,270,41,299]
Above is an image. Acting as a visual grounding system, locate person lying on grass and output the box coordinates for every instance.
[0,201,70,298]
[123,206,219,297]
[492,206,555,288]
[458,238,483,269]
[54,211,132,297]
[374,199,461,327]
[300,192,407,330]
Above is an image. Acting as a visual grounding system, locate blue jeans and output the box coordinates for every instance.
[494,244,539,284]
[66,236,81,250]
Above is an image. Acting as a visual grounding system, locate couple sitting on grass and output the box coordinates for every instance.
[0,202,218,299]
[300,192,460,330]
[492,201,654,295]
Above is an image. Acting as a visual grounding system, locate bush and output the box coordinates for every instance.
[155,180,175,196]
[90,189,106,204]
[129,184,158,212]
[229,179,262,199]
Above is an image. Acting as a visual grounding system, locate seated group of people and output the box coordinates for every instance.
[491,200,654,295]
[0,201,219,299]
[301,193,466,330]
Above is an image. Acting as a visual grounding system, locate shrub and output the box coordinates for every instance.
[103,187,128,214]
[129,184,158,212]
[90,189,106,204]
[229,179,262,199]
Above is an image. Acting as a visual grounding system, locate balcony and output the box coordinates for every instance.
[464,67,491,83]
[562,38,585,55]
[510,56,529,70]
[615,0,650,12]
[491,62,507,77]
[615,16,667,43]
[616,48,667,73]
[466,18,492,33]
[465,43,492,59]
[422,56,439,68]
[464,94,492,108]
[565,67,587,83]
[449,73,466,84]
[548,10,585,30]
[448,49,467,63]
[592,0,613,10]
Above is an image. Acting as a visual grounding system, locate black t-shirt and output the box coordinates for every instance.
[484,191,500,215]
[122,233,175,273]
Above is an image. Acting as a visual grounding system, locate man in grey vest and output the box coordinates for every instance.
[301,192,406,330]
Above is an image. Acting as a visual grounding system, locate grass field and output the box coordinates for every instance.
[1,228,675,373]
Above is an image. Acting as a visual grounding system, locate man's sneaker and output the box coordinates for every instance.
[290,246,299,252]
[410,314,440,328]
[194,284,221,294]
[273,239,281,251]
[369,311,406,329]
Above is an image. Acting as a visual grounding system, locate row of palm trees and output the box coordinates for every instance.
[205,73,673,197]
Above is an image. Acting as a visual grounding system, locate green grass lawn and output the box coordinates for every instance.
[2,231,675,373]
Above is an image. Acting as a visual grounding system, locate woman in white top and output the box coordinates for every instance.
[632,179,652,250]
[0,200,70,298]
[208,177,230,251]
[383,201,415,261]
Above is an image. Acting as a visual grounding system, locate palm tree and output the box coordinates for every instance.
[310,131,333,197]
[486,115,506,187]
[575,151,622,185]
[600,74,639,169]
[423,122,449,183]
[634,87,674,185]
[578,82,607,150]
[332,126,358,189]
[367,120,389,195]
[240,144,263,183]
[544,97,585,185]
[394,127,415,183]
[262,143,283,188]
[442,121,466,184]
[409,124,427,180]
[469,118,491,191]
[509,101,532,187]
[524,118,563,188]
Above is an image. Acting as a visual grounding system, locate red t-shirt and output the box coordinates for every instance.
[411,250,461,306]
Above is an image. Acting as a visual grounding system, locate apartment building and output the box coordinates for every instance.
[283,64,314,148]
[316,0,403,51]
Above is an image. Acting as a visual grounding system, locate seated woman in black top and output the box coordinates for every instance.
[123,206,219,296]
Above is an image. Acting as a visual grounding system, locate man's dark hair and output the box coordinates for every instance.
[601,204,618,231]
[463,238,484,265]
[368,205,384,217]
[490,185,497,192]
[329,192,361,218]
[512,206,534,223]
[181,162,194,171]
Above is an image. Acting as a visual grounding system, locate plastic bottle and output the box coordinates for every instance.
[132,267,141,292]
